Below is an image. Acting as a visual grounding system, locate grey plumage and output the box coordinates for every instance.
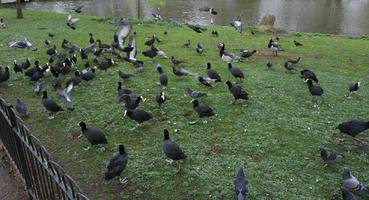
[234,165,248,200]
[186,88,207,98]
[319,147,343,168]
[15,98,28,118]
[343,167,369,196]
[341,187,360,200]
[34,79,43,94]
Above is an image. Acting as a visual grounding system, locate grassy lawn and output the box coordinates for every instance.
[0,8,368,199]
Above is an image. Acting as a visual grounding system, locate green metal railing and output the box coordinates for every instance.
[0,97,89,200]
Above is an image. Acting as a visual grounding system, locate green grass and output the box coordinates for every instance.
[0,8,369,199]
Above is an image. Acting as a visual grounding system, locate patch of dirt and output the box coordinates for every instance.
[0,146,29,200]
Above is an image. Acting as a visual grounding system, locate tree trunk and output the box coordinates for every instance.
[16,0,23,19]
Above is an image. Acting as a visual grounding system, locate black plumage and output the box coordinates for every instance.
[42,91,64,117]
[15,98,28,118]
[241,49,257,59]
[118,70,135,80]
[206,62,221,82]
[294,40,303,46]
[341,187,360,200]
[306,79,323,96]
[124,109,152,124]
[228,63,244,82]
[0,66,10,83]
[284,62,297,72]
[349,82,360,93]
[66,71,82,87]
[234,165,248,200]
[98,58,114,71]
[191,99,214,118]
[21,58,31,70]
[319,147,344,168]
[225,80,248,103]
[172,66,185,77]
[157,66,168,87]
[81,68,96,82]
[117,82,132,97]
[78,122,108,145]
[198,76,212,87]
[45,40,51,46]
[123,95,144,110]
[186,88,207,99]
[13,60,23,73]
[105,144,128,182]
[47,45,57,56]
[48,32,55,37]
[183,40,190,47]
[51,72,62,89]
[162,129,187,164]
[171,56,184,65]
[337,120,369,138]
[141,46,157,58]
[300,69,318,83]
[211,30,218,37]
[156,92,166,107]
[145,35,155,46]
[288,57,301,64]
[266,60,272,68]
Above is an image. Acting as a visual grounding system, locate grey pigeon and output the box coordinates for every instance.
[341,187,360,200]
[186,88,207,98]
[34,79,43,94]
[319,147,343,168]
[15,98,28,118]
[343,167,369,196]
[234,165,248,200]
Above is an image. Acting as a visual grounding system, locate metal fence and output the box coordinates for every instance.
[0,97,89,200]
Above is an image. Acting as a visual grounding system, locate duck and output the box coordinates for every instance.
[268,38,283,56]
[300,69,318,83]
[66,14,80,30]
[288,57,301,64]
[191,99,214,123]
[118,70,135,81]
[206,63,221,82]
[240,49,257,59]
[98,58,114,71]
[294,40,303,46]
[199,7,217,15]
[13,60,23,73]
[234,165,248,200]
[15,98,29,119]
[225,80,248,104]
[337,120,369,138]
[230,15,242,33]
[21,58,31,70]
[219,43,243,63]
[88,33,95,44]
[157,66,168,87]
[81,68,96,83]
[198,76,212,87]
[78,122,108,147]
[145,35,155,46]
[42,91,64,119]
[349,82,360,94]
[156,92,166,108]
[319,147,343,169]
[186,88,207,99]
[105,144,128,184]
[228,63,244,82]
[162,129,187,172]
[97,39,111,49]
[124,109,152,130]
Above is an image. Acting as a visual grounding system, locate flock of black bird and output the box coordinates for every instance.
[0,6,368,199]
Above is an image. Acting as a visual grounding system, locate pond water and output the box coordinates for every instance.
[6,0,369,36]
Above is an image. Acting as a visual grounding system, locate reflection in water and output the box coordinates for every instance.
[6,0,369,36]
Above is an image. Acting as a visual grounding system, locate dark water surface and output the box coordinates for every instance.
[6,0,369,36]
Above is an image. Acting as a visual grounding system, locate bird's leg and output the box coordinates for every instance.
[129,123,140,131]
[165,159,173,164]
[322,164,328,169]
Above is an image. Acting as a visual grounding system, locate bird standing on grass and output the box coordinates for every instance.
[78,122,108,151]
[305,79,323,103]
[234,165,248,200]
[348,82,360,97]
[300,69,318,83]
[340,187,360,200]
[342,167,369,196]
[157,66,168,87]
[124,109,152,131]
[156,92,166,108]
[162,129,187,173]
[228,63,244,82]
[186,88,207,99]
[105,144,128,184]
[337,120,369,139]
[219,43,243,63]
[42,91,63,119]
[206,62,221,82]
[288,57,301,64]
[225,80,248,104]
[319,147,344,169]
[268,38,283,56]
[16,98,29,119]
[284,62,297,72]
[190,99,214,124]
[294,40,303,46]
